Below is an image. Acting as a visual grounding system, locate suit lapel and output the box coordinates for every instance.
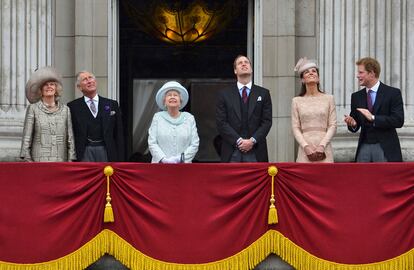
[78,98,91,135]
[359,88,368,109]
[99,96,110,135]
[248,85,258,118]
[231,85,242,120]
[372,83,384,114]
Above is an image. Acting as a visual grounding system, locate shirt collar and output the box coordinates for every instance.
[237,81,252,90]
[84,94,99,103]
[367,81,380,93]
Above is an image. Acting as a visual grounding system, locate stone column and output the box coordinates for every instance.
[73,0,109,98]
[0,0,52,161]
[263,0,297,162]
[318,0,414,161]
[54,0,75,103]
[55,0,113,101]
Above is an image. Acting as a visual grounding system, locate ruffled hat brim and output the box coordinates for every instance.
[25,67,62,104]
[294,57,318,75]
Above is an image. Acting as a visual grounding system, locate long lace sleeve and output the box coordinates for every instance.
[291,98,309,148]
[319,95,337,147]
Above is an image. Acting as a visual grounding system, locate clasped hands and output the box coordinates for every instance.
[304,144,326,162]
[237,138,254,153]
[161,155,181,164]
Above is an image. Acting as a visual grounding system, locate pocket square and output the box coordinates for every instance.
[257,96,262,101]
[110,111,116,116]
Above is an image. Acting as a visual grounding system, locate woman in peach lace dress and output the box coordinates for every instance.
[291,58,337,162]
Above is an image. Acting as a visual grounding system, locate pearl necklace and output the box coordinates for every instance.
[43,102,56,108]
[42,101,58,111]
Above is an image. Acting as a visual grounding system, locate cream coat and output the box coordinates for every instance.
[148,111,199,163]
[20,101,76,161]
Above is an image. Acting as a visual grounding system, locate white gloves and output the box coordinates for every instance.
[161,155,181,164]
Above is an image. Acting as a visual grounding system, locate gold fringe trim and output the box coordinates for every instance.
[0,230,413,270]
[0,230,107,270]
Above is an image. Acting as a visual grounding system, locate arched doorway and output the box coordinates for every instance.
[118,0,250,162]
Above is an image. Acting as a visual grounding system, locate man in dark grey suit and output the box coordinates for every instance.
[344,57,404,162]
[216,55,272,162]
[68,71,125,162]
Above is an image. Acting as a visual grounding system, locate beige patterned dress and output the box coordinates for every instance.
[291,94,337,162]
[20,101,76,161]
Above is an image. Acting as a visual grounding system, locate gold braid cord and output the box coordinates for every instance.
[104,166,114,223]
[267,166,278,224]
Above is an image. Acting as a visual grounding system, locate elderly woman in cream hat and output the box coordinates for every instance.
[291,57,337,162]
[148,81,199,163]
[20,67,76,161]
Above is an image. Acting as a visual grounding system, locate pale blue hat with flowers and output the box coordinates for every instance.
[155,81,189,110]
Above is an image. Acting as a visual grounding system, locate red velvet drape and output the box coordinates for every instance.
[0,163,413,265]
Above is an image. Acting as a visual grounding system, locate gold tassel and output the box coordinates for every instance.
[267,166,278,224]
[104,166,114,223]
[268,198,278,224]
[104,203,114,223]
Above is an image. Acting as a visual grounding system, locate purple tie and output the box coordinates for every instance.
[367,89,373,112]
[242,86,248,104]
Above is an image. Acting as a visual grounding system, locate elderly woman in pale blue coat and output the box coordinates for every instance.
[148,81,199,163]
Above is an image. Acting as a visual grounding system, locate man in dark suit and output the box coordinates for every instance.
[216,55,272,162]
[68,71,125,162]
[344,57,404,162]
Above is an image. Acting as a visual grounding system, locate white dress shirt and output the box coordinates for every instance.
[84,95,99,118]
[237,81,253,97]
[367,80,380,105]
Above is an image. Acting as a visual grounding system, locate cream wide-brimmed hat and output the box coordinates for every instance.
[293,57,318,75]
[155,81,189,110]
[25,66,63,104]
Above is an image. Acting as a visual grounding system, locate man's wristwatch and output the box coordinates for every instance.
[371,115,375,121]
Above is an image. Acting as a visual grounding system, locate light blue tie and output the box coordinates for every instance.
[370,90,376,105]
[89,99,97,114]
